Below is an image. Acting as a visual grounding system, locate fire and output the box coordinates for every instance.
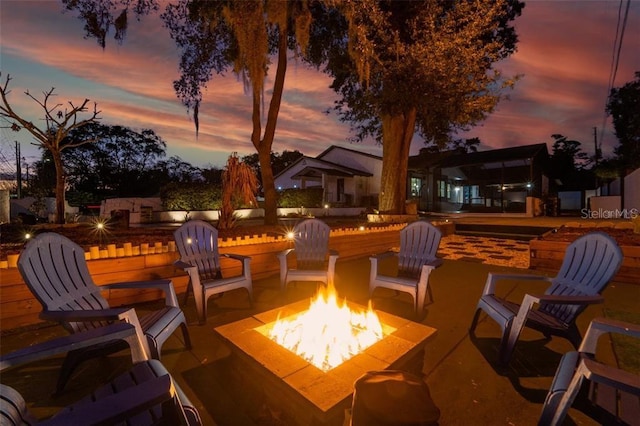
[265,284,385,372]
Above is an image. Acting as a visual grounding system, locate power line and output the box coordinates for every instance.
[599,0,631,155]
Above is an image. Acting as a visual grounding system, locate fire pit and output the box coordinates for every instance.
[214,288,437,425]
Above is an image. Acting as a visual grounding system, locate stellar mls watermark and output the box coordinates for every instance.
[580,208,639,219]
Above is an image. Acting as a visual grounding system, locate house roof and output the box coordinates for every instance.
[316,145,382,161]
[274,145,377,180]
[438,143,548,168]
[409,143,549,170]
[290,157,373,179]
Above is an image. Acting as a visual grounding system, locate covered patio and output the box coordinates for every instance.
[1,249,636,425]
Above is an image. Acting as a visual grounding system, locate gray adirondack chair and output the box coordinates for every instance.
[539,317,640,426]
[369,221,443,316]
[278,218,339,291]
[173,220,252,324]
[1,324,201,426]
[17,232,192,393]
[470,231,623,365]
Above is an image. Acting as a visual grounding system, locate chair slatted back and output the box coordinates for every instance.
[542,232,623,324]
[17,233,110,333]
[173,220,222,280]
[293,219,331,269]
[398,221,442,277]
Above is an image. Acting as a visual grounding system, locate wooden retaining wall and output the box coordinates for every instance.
[530,239,640,285]
[0,225,412,331]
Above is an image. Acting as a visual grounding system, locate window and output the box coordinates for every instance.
[410,177,421,197]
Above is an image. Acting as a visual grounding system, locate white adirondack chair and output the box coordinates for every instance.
[369,221,443,316]
[17,232,192,393]
[470,231,624,365]
[278,218,339,291]
[1,324,201,425]
[173,220,253,324]
[539,317,640,425]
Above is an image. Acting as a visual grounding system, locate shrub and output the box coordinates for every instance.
[277,187,324,208]
[161,182,222,211]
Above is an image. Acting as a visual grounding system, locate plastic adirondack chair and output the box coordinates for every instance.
[539,317,640,426]
[369,221,443,316]
[1,324,202,426]
[17,232,192,394]
[278,218,339,291]
[173,220,252,324]
[470,231,623,365]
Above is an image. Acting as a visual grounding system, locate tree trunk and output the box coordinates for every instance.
[52,150,66,224]
[254,28,288,226]
[379,109,417,214]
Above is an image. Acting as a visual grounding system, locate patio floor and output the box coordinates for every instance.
[1,219,638,425]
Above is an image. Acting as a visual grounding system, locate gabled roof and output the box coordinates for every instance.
[316,145,382,161]
[290,157,373,179]
[274,145,378,180]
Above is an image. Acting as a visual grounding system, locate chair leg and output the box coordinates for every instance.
[180,322,192,350]
[182,281,193,306]
[55,349,84,395]
[469,307,482,332]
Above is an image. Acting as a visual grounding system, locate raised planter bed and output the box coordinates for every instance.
[0,224,412,331]
[529,226,640,285]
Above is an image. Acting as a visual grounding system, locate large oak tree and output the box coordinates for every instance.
[319,0,524,213]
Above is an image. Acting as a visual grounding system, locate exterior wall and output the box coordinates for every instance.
[274,147,383,206]
[625,168,640,210]
[101,197,163,217]
[274,157,323,190]
[10,197,79,222]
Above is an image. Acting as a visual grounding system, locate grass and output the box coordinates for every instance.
[604,308,640,375]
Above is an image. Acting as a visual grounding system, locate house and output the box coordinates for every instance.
[408,143,550,214]
[274,145,382,207]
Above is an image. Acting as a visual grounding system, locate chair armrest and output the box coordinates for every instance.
[41,374,181,426]
[174,259,197,273]
[102,279,179,308]
[369,251,397,262]
[522,293,604,307]
[277,248,294,260]
[0,323,139,372]
[580,357,640,397]
[39,308,150,361]
[223,253,251,262]
[426,258,444,269]
[579,317,640,354]
[40,307,137,323]
[482,272,553,296]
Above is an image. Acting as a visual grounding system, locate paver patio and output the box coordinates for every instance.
[1,217,637,425]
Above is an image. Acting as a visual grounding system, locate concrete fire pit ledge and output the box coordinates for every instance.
[214,299,437,426]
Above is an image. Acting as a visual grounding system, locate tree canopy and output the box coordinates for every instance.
[606,71,640,171]
[316,0,524,212]
[63,123,200,199]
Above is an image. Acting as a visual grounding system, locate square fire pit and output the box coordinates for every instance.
[214,299,437,426]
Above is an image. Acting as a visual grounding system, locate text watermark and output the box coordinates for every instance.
[580,208,639,219]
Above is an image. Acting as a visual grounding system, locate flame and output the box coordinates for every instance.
[266,284,385,372]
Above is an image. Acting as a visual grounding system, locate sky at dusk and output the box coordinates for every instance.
[1,0,639,172]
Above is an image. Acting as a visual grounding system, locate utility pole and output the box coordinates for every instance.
[15,141,22,198]
[593,127,599,167]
